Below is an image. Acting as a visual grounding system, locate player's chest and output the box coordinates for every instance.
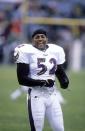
[29,52,58,65]
[29,52,58,73]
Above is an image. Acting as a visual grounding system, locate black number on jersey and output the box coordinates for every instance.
[49,58,57,74]
[37,58,57,75]
[37,58,47,75]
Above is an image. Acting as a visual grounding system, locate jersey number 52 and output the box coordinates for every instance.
[37,58,57,75]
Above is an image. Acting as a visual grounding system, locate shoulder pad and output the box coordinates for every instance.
[48,43,64,53]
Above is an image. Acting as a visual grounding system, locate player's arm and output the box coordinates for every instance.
[17,63,54,87]
[55,64,69,89]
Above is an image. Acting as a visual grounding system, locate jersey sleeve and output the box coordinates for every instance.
[14,46,29,64]
[57,47,65,65]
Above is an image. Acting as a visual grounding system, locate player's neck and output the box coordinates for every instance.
[33,44,49,51]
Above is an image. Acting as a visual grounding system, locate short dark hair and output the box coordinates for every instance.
[32,29,47,38]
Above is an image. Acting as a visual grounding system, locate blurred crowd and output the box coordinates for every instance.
[0,0,85,69]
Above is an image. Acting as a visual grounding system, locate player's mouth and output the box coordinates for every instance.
[38,40,44,43]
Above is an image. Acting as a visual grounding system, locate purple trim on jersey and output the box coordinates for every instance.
[28,89,36,131]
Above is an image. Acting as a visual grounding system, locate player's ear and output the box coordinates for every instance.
[46,37,48,43]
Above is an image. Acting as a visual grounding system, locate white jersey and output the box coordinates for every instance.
[14,43,65,94]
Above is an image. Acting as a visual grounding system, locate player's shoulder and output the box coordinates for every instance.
[15,43,34,53]
[48,43,64,52]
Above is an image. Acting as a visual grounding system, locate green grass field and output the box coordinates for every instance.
[0,65,85,131]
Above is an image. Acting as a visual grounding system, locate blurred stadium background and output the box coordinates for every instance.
[0,0,85,131]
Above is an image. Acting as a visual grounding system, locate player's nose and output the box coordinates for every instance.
[38,36,43,40]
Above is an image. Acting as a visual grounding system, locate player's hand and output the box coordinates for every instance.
[60,78,69,89]
[36,79,54,87]
[45,79,54,87]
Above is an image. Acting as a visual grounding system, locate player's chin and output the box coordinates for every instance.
[38,44,45,50]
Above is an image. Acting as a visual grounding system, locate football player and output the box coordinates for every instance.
[14,29,69,131]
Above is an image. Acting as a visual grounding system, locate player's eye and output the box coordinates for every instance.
[35,36,40,39]
[35,35,46,39]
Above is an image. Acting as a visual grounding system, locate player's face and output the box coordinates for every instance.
[32,34,48,50]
